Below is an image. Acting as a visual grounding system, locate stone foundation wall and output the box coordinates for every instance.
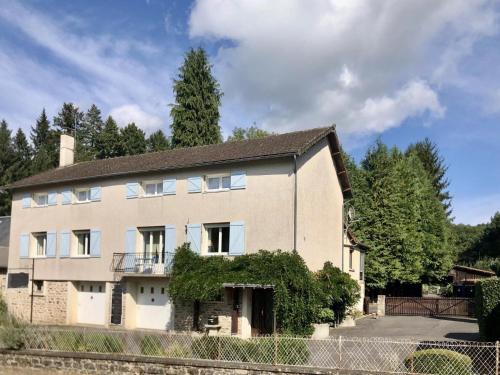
[0,350,365,375]
[5,281,68,324]
[174,300,232,335]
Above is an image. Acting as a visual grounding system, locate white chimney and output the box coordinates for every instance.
[59,134,75,167]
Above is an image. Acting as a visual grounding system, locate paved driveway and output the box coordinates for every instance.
[330,315,479,341]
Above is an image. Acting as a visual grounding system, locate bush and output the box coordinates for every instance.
[316,308,334,324]
[50,331,84,351]
[315,262,360,324]
[476,278,500,341]
[140,335,165,356]
[191,335,310,365]
[83,332,123,353]
[405,349,472,375]
[0,321,25,350]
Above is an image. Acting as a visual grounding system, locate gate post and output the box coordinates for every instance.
[377,295,385,317]
[496,341,499,375]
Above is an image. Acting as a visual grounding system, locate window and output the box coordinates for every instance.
[75,188,91,203]
[142,229,165,263]
[144,181,163,197]
[206,175,231,191]
[360,252,365,281]
[35,193,48,207]
[33,280,44,293]
[349,249,354,270]
[75,230,91,256]
[34,233,47,256]
[207,225,230,254]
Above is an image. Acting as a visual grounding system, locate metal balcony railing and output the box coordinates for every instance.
[111,252,174,275]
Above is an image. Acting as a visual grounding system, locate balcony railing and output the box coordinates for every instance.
[111,252,175,275]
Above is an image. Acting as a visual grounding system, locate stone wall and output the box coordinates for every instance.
[0,350,366,375]
[174,299,233,335]
[5,281,68,324]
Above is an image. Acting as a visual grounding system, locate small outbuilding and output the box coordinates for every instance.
[449,264,495,297]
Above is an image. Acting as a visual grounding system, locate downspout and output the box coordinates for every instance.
[293,155,298,251]
[341,199,350,272]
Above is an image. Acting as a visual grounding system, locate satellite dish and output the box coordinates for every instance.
[347,206,356,222]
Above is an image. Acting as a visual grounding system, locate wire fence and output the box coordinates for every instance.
[1,326,498,374]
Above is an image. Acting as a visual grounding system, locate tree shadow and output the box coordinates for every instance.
[444,332,480,341]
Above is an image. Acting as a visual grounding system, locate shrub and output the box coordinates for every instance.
[315,262,360,324]
[315,308,334,324]
[405,349,472,375]
[191,335,310,365]
[164,342,189,358]
[0,322,25,350]
[50,331,84,351]
[140,335,165,356]
[83,332,123,353]
[475,278,500,341]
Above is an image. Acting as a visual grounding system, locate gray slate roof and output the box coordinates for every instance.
[7,126,352,197]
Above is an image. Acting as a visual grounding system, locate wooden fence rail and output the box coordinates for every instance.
[385,297,475,317]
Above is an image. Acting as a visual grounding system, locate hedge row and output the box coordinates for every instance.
[475,278,500,341]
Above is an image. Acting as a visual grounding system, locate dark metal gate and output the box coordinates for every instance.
[386,297,475,316]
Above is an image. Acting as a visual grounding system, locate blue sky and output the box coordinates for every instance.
[0,0,499,225]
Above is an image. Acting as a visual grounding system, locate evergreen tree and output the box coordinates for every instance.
[227,125,271,142]
[31,109,58,173]
[9,128,32,182]
[147,130,170,152]
[79,104,104,161]
[52,102,83,135]
[96,116,123,159]
[406,138,452,216]
[0,120,14,215]
[170,48,223,148]
[121,123,146,155]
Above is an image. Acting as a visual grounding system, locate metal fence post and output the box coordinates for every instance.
[273,333,278,365]
[496,341,499,375]
[339,335,342,367]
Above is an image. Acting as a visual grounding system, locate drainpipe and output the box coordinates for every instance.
[293,155,298,251]
[341,199,350,272]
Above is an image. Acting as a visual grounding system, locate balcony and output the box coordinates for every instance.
[111,253,174,276]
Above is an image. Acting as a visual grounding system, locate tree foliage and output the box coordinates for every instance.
[30,109,58,174]
[120,122,146,155]
[97,116,123,159]
[227,126,271,142]
[147,130,170,152]
[170,48,223,148]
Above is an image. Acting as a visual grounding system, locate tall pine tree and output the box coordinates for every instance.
[96,116,123,159]
[147,130,170,152]
[31,109,58,173]
[170,48,222,148]
[9,128,32,182]
[0,120,14,215]
[79,104,104,161]
[121,123,146,155]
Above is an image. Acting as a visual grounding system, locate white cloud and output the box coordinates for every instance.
[189,0,498,135]
[0,2,173,133]
[453,193,500,225]
[110,104,163,131]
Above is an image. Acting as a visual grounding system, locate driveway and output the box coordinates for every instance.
[330,315,479,341]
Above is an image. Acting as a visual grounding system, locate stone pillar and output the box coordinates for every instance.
[377,295,385,317]
[240,289,252,339]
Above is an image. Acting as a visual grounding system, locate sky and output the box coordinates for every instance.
[0,0,499,225]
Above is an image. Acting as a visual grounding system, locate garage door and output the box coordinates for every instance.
[136,282,173,330]
[77,282,107,325]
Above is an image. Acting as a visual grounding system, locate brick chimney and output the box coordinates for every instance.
[59,134,75,167]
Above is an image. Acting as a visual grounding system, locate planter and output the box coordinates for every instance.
[312,323,330,339]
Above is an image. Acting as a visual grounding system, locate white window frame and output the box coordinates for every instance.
[75,188,91,203]
[205,223,230,255]
[140,227,165,263]
[34,193,48,207]
[74,230,91,257]
[205,174,231,192]
[33,232,47,257]
[142,180,163,197]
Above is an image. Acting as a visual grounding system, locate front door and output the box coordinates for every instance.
[251,289,274,336]
[136,282,173,330]
[231,289,242,334]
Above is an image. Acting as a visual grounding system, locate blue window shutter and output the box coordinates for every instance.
[164,225,176,253]
[231,171,246,190]
[90,186,101,201]
[163,178,176,195]
[90,229,101,257]
[186,224,201,254]
[46,230,57,257]
[61,190,72,205]
[126,182,139,199]
[125,228,136,254]
[22,193,31,208]
[48,192,57,206]
[229,221,245,256]
[20,233,29,258]
[60,231,70,257]
[187,176,202,193]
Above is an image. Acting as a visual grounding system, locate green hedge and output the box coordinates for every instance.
[140,335,164,356]
[475,278,500,341]
[48,331,124,353]
[191,336,309,365]
[405,349,472,375]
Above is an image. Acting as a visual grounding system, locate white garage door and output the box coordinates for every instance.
[136,282,173,330]
[77,282,106,325]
